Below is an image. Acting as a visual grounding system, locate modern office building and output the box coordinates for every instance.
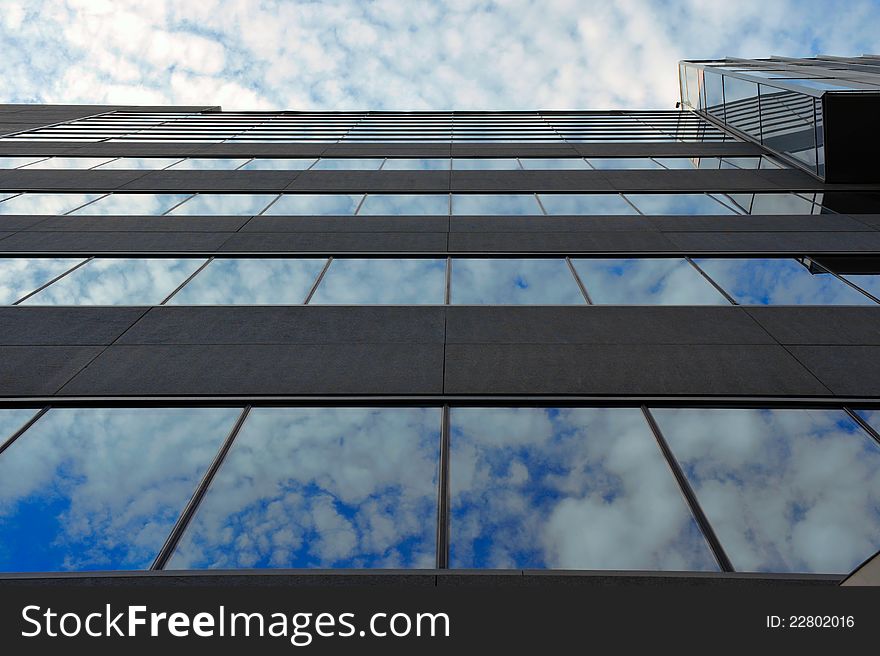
[0,54,879,587]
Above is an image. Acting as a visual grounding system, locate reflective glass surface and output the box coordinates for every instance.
[0,407,238,572]
[653,408,880,573]
[449,408,717,570]
[22,258,206,305]
[168,408,440,569]
[451,258,584,304]
[311,158,383,170]
[93,157,183,170]
[538,193,639,215]
[0,258,85,304]
[586,158,663,170]
[518,158,591,170]
[0,409,40,441]
[21,157,115,169]
[262,194,363,216]
[704,69,725,120]
[626,193,738,215]
[69,193,193,215]
[0,157,46,169]
[168,258,326,305]
[452,158,520,170]
[727,193,818,215]
[358,194,448,215]
[381,158,450,170]
[451,194,541,215]
[167,158,250,170]
[238,158,316,170]
[693,258,873,305]
[723,75,761,134]
[310,258,446,304]
[653,157,699,170]
[0,193,104,215]
[572,258,729,305]
[836,273,880,300]
[167,194,277,216]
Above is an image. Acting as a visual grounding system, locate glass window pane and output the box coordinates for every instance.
[693,258,874,305]
[727,193,817,215]
[311,158,384,170]
[238,158,316,170]
[310,258,445,304]
[21,157,115,169]
[167,158,250,170]
[720,157,761,169]
[586,158,663,170]
[381,158,449,170]
[168,258,326,305]
[704,69,725,121]
[539,193,638,215]
[723,75,761,135]
[653,157,698,170]
[167,407,440,569]
[0,408,40,440]
[452,158,520,170]
[450,407,717,570]
[22,258,206,305]
[0,157,47,169]
[0,258,85,304]
[68,193,192,215]
[93,157,183,169]
[837,273,880,300]
[262,194,363,216]
[572,258,729,304]
[451,258,584,304]
[518,158,591,169]
[167,194,277,216]
[653,408,880,573]
[625,193,737,215]
[0,407,239,572]
[358,194,448,215]
[0,193,105,215]
[451,194,541,215]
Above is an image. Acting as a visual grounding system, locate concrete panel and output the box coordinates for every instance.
[0,346,103,395]
[785,346,880,396]
[0,307,148,345]
[445,306,773,345]
[444,344,831,395]
[58,343,445,395]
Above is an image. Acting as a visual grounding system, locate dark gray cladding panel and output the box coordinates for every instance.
[28,215,251,233]
[649,214,875,232]
[0,307,148,345]
[0,169,150,190]
[119,170,301,191]
[450,170,615,191]
[572,142,765,157]
[448,230,679,252]
[0,216,55,230]
[451,144,581,157]
[665,230,880,252]
[325,143,452,157]
[57,343,445,395]
[58,143,218,157]
[443,344,831,395]
[218,232,448,252]
[0,346,104,395]
[786,346,880,395]
[0,124,47,136]
[117,306,445,344]
[0,231,232,252]
[745,307,880,345]
[0,143,82,156]
[445,306,773,345]
[599,169,809,192]
[450,215,656,232]
[240,215,450,233]
[285,170,450,191]
[193,143,330,158]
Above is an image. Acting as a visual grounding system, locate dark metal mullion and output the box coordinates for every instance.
[161,193,198,216]
[0,407,50,459]
[533,193,549,216]
[436,404,451,569]
[685,257,738,305]
[565,257,593,304]
[353,194,367,215]
[62,192,111,215]
[303,257,333,304]
[159,257,214,305]
[13,257,94,305]
[843,407,880,449]
[444,257,452,305]
[151,405,252,570]
[620,193,644,215]
[641,406,735,572]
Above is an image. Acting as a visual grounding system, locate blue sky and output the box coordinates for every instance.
[1,0,879,110]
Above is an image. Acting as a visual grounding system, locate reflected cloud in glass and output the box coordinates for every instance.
[449,408,717,570]
[169,258,326,305]
[262,194,363,216]
[167,194,278,216]
[238,158,316,170]
[0,408,39,441]
[518,158,591,170]
[358,194,448,215]
[451,194,541,215]
[0,258,85,304]
[311,158,384,170]
[693,258,874,305]
[168,407,440,569]
[452,159,520,170]
[538,193,639,215]
[572,258,729,304]
[451,258,584,304]
[21,157,115,169]
[586,158,663,169]
[22,258,206,305]
[69,193,193,215]
[652,408,880,573]
[167,158,251,170]
[727,193,818,215]
[310,258,445,304]
[0,157,47,169]
[93,157,183,170]
[381,159,450,171]
[0,193,105,215]
[625,193,737,215]
[0,407,238,572]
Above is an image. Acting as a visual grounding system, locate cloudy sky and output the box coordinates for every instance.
[2,0,879,111]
